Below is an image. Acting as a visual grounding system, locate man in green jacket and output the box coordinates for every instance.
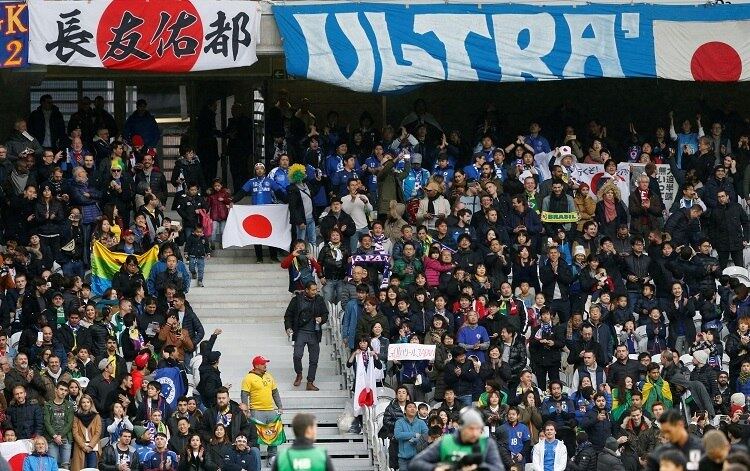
[43,381,74,468]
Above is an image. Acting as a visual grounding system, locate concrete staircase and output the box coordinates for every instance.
[185,247,373,470]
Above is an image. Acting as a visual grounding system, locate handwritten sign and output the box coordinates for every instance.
[388,343,436,361]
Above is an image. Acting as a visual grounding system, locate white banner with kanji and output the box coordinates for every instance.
[28,0,260,72]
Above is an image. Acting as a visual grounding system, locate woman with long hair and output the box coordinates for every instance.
[178,433,208,471]
[35,182,65,269]
[517,390,543,446]
[612,376,640,423]
[72,394,102,470]
[205,423,232,471]
[511,246,540,293]
[347,335,382,434]
[93,216,118,248]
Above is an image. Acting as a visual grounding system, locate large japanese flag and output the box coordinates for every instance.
[653,20,750,81]
[223,204,292,250]
[0,440,31,471]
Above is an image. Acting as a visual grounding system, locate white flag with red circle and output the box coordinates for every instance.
[653,20,750,82]
[0,439,31,471]
[223,204,292,250]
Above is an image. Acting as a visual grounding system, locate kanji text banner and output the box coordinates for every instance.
[28,0,260,72]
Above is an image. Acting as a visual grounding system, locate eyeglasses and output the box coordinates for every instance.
[111,169,122,173]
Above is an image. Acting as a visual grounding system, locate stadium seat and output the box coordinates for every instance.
[723,266,750,285]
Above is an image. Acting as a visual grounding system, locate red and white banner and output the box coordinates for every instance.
[28,0,260,72]
[223,204,292,251]
[0,440,31,471]
[653,20,750,82]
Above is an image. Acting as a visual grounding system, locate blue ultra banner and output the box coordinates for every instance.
[273,2,750,92]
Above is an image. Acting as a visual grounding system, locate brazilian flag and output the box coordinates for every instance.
[252,414,286,446]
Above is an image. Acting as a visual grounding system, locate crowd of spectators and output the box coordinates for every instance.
[268,93,750,471]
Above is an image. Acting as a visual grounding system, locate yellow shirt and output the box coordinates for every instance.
[241,371,277,411]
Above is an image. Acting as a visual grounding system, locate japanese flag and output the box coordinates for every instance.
[0,440,31,471]
[653,20,750,81]
[223,204,292,251]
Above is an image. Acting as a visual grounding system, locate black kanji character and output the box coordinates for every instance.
[203,11,252,60]
[151,11,198,58]
[45,9,96,63]
[103,12,150,61]
[231,12,252,60]
[203,11,231,57]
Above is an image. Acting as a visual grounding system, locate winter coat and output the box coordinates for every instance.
[21,453,58,471]
[499,334,528,377]
[628,191,664,237]
[8,401,43,438]
[101,443,141,471]
[663,208,702,248]
[198,401,254,443]
[596,448,625,471]
[529,323,565,367]
[580,408,613,451]
[318,243,351,280]
[71,412,102,471]
[568,442,598,471]
[665,297,697,345]
[707,200,750,250]
[376,158,408,215]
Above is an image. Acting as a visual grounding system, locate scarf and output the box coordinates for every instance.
[10,170,28,194]
[739,370,750,385]
[535,322,553,339]
[328,242,343,262]
[603,199,617,222]
[498,296,519,317]
[370,232,388,254]
[76,410,97,428]
[525,191,537,211]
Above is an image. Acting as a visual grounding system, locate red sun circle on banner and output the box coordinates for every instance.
[242,214,273,239]
[97,0,203,72]
[690,42,742,82]
[8,453,28,471]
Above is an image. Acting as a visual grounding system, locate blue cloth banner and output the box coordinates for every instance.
[154,367,186,415]
[273,2,750,92]
[0,2,28,68]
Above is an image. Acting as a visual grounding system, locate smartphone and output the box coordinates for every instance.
[37,331,43,343]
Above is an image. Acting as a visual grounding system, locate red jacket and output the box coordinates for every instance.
[207,189,231,221]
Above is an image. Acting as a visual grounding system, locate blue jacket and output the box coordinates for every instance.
[324,154,344,178]
[124,111,161,148]
[147,259,191,295]
[394,417,428,459]
[22,453,58,471]
[342,299,363,350]
[402,168,431,200]
[540,396,576,427]
[142,449,178,471]
[267,166,290,200]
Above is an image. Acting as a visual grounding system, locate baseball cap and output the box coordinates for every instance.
[254,162,265,169]
[122,229,134,237]
[51,291,63,298]
[98,358,112,371]
[156,227,168,235]
[252,356,270,367]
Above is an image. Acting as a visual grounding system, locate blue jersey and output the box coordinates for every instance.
[332,168,361,196]
[463,164,481,181]
[241,176,283,205]
[433,165,455,185]
[268,166,289,189]
[364,155,382,189]
[324,154,344,178]
[502,422,530,455]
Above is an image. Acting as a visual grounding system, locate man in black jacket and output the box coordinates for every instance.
[707,189,750,269]
[199,387,253,442]
[539,246,574,323]
[284,282,329,391]
[100,429,141,471]
[608,344,643,387]
[7,385,43,438]
[224,434,261,471]
[567,431,597,471]
[57,311,93,354]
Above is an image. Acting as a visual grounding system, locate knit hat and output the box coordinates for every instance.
[692,349,709,366]
[411,153,423,164]
[573,245,586,258]
[604,437,619,452]
[133,425,148,439]
[458,407,484,428]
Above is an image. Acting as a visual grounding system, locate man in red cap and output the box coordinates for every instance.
[241,355,283,465]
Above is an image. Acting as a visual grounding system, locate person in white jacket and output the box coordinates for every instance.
[532,422,567,471]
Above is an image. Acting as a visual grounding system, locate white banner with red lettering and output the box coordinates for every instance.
[28,0,260,72]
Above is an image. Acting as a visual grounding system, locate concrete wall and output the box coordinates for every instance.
[268,77,750,150]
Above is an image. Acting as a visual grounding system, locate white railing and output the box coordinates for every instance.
[326,300,388,469]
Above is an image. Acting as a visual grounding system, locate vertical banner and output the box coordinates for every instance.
[0,2,28,68]
[28,0,260,72]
